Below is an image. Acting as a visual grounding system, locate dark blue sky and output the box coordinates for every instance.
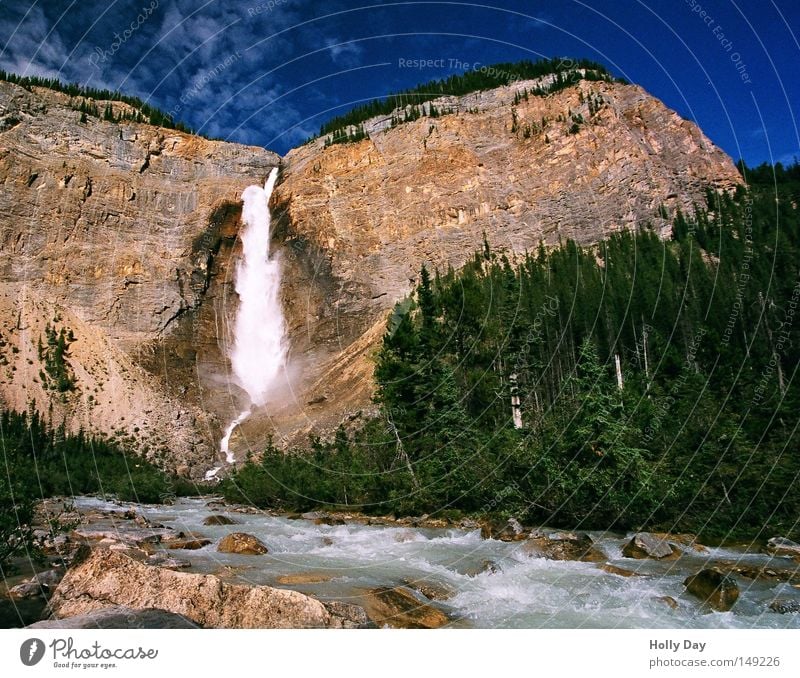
[1,0,798,164]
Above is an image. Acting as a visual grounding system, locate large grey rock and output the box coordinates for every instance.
[765,537,800,558]
[623,533,680,560]
[48,549,361,628]
[8,581,45,600]
[73,526,179,547]
[8,569,64,599]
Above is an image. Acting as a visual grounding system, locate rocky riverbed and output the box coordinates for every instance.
[2,496,799,629]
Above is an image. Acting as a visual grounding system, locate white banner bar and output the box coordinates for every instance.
[1,629,798,677]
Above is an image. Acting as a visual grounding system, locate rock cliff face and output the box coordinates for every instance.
[0,80,278,475]
[266,76,742,449]
[0,73,742,474]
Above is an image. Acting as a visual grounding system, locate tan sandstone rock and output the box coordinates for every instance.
[683,568,740,612]
[217,532,268,555]
[48,549,362,628]
[356,586,450,628]
[522,532,606,562]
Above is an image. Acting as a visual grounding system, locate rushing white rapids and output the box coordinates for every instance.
[207,167,285,480]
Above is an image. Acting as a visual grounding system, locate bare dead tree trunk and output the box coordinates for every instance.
[760,292,786,396]
[510,372,523,429]
[386,412,419,488]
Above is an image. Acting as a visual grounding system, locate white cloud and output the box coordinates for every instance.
[0,6,72,79]
[324,37,364,65]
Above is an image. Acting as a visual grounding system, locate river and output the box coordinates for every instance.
[73,496,800,629]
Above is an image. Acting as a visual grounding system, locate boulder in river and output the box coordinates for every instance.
[203,515,238,526]
[73,526,178,548]
[322,601,373,628]
[48,549,365,628]
[484,560,504,575]
[480,517,527,541]
[394,529,417,543]
[768,599,800,614]
[522,533,606,563]
[651,532,707,553]
[403,577,456,601]
[217,532,268,555]
[301,511,325,521]
[8,581,46,600]
[8,568,64,599]
[765,537,800,558]
[146,552,192,570]
[314,515,346,526]
[622,533,680,560]
[654,596,679,610]
[357,587,449,628]
[601,564,640,577]
[276,573,334,585]
[715,560,800,585]
[683,568,740,611]
[461,559,503,577]
[165,537,212,550]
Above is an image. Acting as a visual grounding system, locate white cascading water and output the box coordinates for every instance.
[206,167,286,480]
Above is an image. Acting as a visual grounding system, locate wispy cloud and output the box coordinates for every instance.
[324,37,364,65]
[0,5,75,79]
[0,0,314,150]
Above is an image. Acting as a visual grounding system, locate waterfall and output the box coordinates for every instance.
[229,167,286,407]
[205,167,285,480]
[219,408,252,464]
